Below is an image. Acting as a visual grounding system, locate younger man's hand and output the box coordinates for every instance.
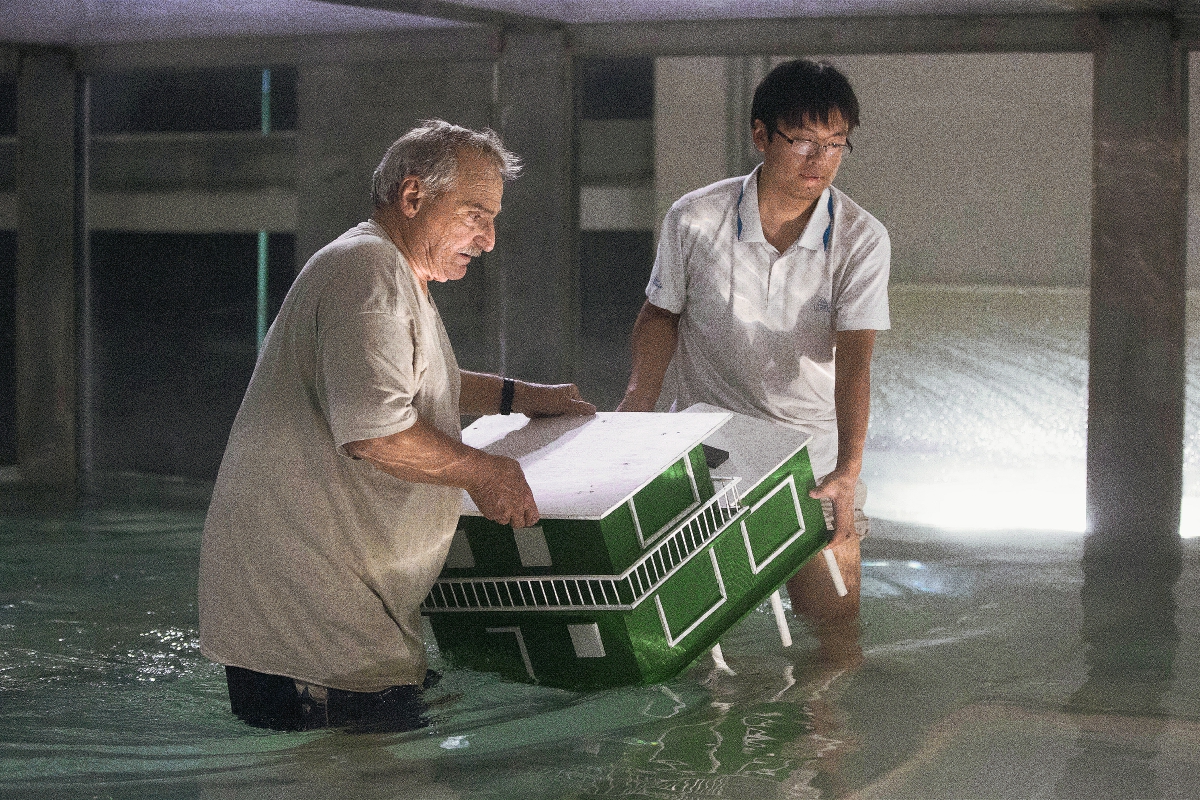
[809,464,859,548]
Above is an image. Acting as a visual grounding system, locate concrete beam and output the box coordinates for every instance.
[81,26,498,72]
[491,28,577,383]
[327,0,558,29]
[33,5,1200,70]
[89,190,296,233]
[2,130,296,231]
[15,49,78,486]
[1087,14,1187,559]
[90,132,295,193]
[0,46,20,76]
[77,11,1170,73]
[572,13,1098,57]
[578,184,654,231]
[4,189,295,233]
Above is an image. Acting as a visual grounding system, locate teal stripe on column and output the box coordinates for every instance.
[256,68,271,351]
[256,230,268,349]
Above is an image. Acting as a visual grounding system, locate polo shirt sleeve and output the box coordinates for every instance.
[645,204,687,315]
[833,223,892,332]
[317,253,424,453]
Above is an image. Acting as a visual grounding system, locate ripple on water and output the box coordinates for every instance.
[5,288,1200,798]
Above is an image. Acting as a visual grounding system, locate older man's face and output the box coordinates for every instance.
[411,150,503,283]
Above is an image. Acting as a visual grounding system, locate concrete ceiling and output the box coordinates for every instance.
[0,0,1186,46]
[389,0,1152,23]
[0,0,457,46]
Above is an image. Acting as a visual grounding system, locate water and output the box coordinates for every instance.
[866,286,1090,533]
[3,286,1200,798]
[869,286,1200,536]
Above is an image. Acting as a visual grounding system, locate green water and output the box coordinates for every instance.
[5,286,1200,797]
[3,503,1198,799]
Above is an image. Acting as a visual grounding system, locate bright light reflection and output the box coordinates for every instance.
[865,459,1200,538]
[865,462,1086,534]
[1180,498,1200,538]
[862,287,1200,540]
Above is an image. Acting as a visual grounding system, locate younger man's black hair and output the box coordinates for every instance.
[751,59,860,138]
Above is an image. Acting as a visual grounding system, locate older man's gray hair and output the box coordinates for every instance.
[371,119,522,208]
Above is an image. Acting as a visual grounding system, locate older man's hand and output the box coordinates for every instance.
[514,382,597,418]
[466,453,540,529]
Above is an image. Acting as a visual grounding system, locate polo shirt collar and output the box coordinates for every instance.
[798,187,833,252]
[735,164,833,253]
[735,166,767,244]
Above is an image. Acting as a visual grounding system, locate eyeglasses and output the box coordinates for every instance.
[774,129,853,159]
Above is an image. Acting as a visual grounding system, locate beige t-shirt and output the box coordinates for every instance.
[198,220,463,692]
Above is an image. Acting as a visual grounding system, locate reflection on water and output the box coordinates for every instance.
[2,287,1200,798]
[1055,542,1182,800]
[869,286,1200,537]
[867,286,1089,533]
[4,500,1197,798]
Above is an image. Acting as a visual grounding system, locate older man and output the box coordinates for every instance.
[618,61,890,655]
[199,120,594,732]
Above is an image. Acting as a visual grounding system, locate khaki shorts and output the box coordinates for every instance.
[817,478,869,540]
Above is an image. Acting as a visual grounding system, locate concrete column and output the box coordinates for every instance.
[15,50,77,486]
[492,28,576,382]
[295,64,365,271]
[1087,16,1187,560]
[294,59,494,369]
[653,58,728,231]
[724,56,772,179]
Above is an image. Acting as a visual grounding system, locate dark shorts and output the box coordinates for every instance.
[225,665,438,733]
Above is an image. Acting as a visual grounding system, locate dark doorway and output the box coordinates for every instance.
[90,231,293,479]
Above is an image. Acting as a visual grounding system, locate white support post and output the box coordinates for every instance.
[823,548,849,597]
[769,589,792,647]
[710,642,735,674]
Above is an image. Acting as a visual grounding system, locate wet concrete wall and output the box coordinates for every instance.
[654,52,1094,287]
[14,50,77,485]
[295,57,497,374]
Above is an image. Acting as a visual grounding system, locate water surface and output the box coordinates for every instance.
[3,286,1199,798]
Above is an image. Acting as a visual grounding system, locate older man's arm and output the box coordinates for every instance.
[344,421,540,529]
[809,329,875,547]
[459,371,597,417]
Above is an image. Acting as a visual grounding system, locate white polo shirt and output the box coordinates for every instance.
[647,166,891,479]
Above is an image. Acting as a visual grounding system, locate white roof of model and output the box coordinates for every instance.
[682,402,812,492]
[461,411,729,520]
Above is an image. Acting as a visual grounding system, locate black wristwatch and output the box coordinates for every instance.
[499,378,515,415]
